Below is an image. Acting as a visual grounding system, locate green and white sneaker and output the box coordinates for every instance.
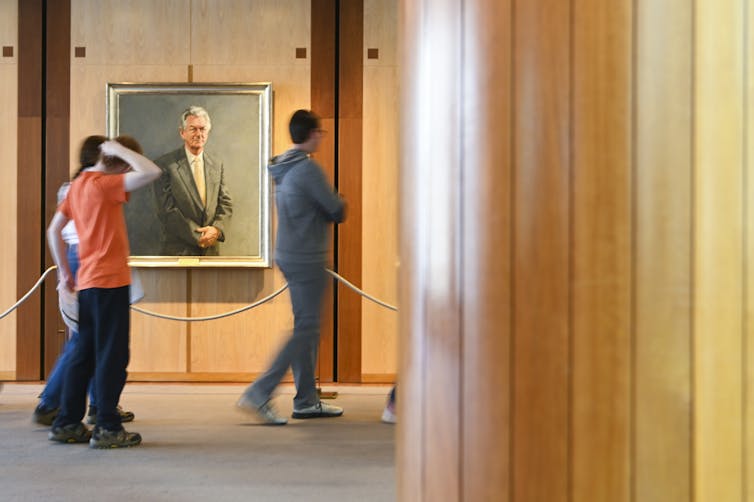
[89,426,142,449]
[49,422,91,444]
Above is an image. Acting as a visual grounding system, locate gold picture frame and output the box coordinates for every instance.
[106,82,272,268]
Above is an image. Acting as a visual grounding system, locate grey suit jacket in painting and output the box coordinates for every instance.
[154,147,233,256]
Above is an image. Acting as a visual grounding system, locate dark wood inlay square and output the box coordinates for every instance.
[2,46,12,57]
[74,46,86,58]
[367,48,379,59]
[295,47,307,59]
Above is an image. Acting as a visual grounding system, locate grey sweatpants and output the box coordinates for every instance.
[244,260,328,410]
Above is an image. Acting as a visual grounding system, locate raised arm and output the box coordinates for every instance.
[100,140,161,192]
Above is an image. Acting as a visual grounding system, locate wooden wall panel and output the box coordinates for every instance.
[0,0,17,376]
[44,0,71,377]
[311,0,336,382]
[191,0,310,66]
[361,0,399,380]
[16,0,43,380]
[694,0,745,500]
[71,0,190,66]
[128,269,188,373]
[571,1,632,501]
[361,66,398,377]
[634,1,693,501]
[0,0,15,39]
[460,0,512,499]
[512,0,570,499]
[189,269,292,374]
[743,3,754,494]
[336,0,364,383]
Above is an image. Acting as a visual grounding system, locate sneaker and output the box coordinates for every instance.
[292,401,344,419]
[89,426,142,449]
[33,403,59,426]
[48,422,91,444]
[86,405,135,425]
[381,402,397,424]
[236,394,288,425]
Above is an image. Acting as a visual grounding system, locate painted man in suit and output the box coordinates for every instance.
[153,106,232,256]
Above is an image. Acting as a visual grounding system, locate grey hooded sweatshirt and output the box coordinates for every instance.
[268,148,345,263]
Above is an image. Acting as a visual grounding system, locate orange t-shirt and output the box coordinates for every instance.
[58,171,130,290]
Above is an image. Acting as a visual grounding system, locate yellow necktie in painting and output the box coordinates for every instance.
[192,157,206,207]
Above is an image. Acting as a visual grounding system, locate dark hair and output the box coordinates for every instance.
[289,109,320,144]
[102,135,143,169]
[74,135,107,179]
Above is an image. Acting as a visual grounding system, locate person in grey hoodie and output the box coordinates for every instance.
[237,109,346,425]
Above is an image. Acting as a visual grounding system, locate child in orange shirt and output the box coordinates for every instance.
[46,136,160,448]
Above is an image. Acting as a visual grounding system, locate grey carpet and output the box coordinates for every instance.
[0,383,396,502]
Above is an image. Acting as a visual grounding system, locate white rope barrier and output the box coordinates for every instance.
[129,283,289,322]
[0,265,397,323]
[0,266,58,321]
[326,269,398,312]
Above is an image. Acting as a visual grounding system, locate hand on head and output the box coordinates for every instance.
[99,139,125,157]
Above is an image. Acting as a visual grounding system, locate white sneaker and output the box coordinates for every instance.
[236,395,288,425]
[292,401,344,419]
[381,405,397,424]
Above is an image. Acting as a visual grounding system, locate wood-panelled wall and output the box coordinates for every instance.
[399,0,752,500]
[0,0,18,379]
[362,0,399,382]
[4,0,399,382]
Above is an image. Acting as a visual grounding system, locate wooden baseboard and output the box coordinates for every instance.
[128,372,397,384]
[361,373,397,384]
[128,372,287,383]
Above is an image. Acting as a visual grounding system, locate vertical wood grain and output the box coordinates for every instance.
[336,0,364,383]
[361,0,399,379]
[743,2,754,502]
[311,0,336,382]
[571,1,633,501]
[461,0,512,500]
[0,0,18,375]
[16,0,43,380]
[634,1,693,501]
[71,0,190,66]
[398,0,463,499]
[397,0,424,497]
[191,0,309,66]
[694,0,745,500]
[43,0,71,377]
[418,2,462,499]
[512,0,571,499]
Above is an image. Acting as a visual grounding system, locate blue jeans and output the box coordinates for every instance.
[39,245,96,409]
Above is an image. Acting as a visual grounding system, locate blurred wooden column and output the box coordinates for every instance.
[398,0,511,500]
[398,0,631,500]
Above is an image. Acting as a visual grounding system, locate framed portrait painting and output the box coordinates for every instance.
[106,82,272,267]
